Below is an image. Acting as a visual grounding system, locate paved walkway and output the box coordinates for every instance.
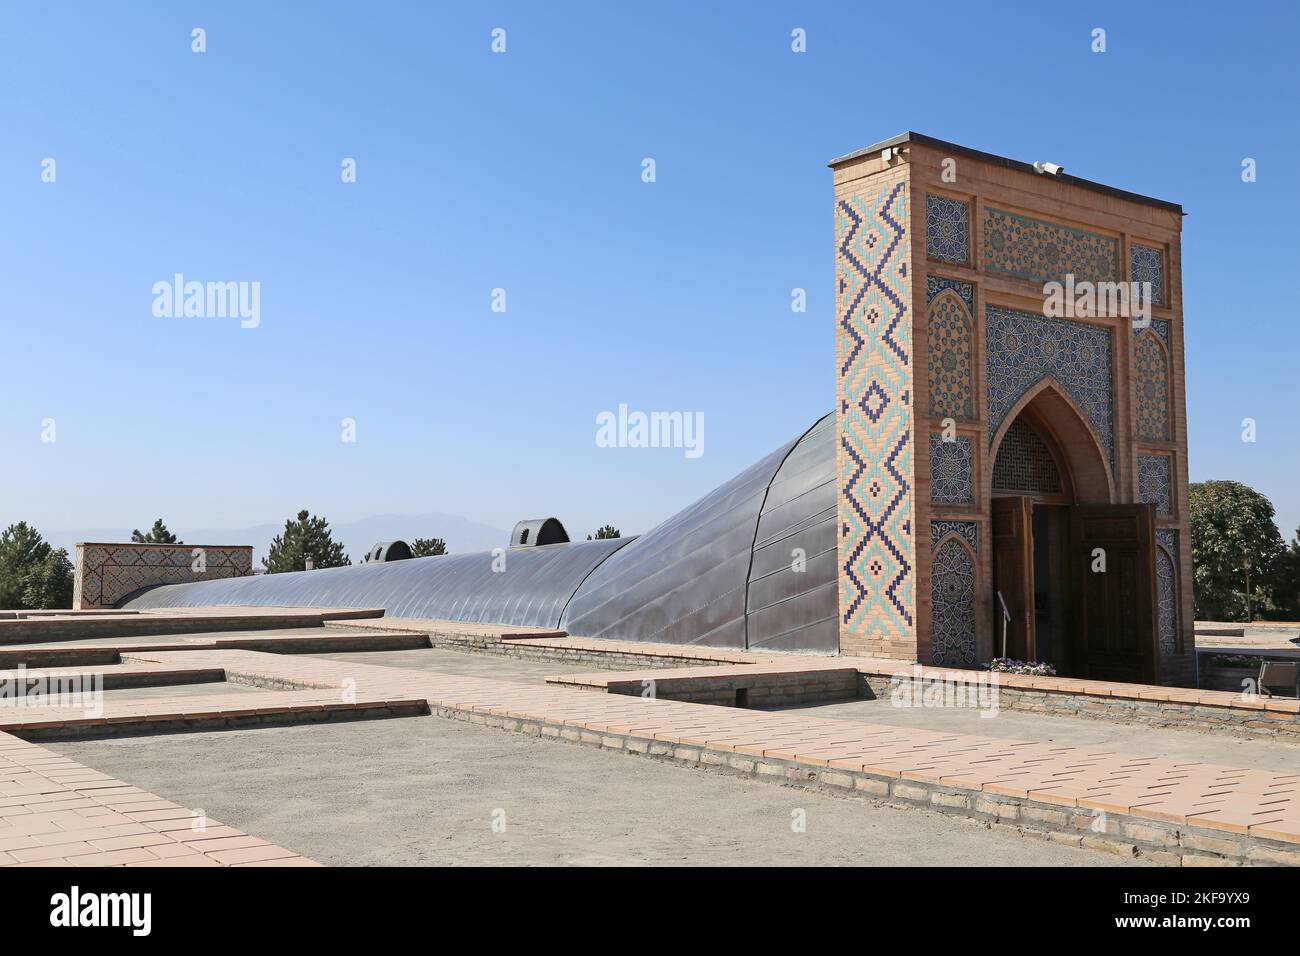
[68,650,1300,852]
[0,732,317,867]
[3,609,1298,865]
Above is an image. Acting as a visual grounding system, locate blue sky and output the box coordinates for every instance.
[2,1,1298,546]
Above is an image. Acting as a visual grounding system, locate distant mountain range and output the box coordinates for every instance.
[43,512,511,566]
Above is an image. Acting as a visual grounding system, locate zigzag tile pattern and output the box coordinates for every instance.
[835,181,914,646]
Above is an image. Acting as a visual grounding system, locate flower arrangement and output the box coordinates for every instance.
[986,657,1057,677]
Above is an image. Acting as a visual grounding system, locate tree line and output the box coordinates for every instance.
[0,513,623,610]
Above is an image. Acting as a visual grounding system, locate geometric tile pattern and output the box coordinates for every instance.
[1135,331,1171,441]
[1156,528,1179,560]
[930,533,977,666]
[73,543,254,609]
[925,275,974,310]
[925,194,970,265]
[836,180,914,638]
[992,419,1062,494]
[1133,317,1171,349]
[926,277,975,420]
[931,519,978,552]
[986,307,1115,463]
[1130,242,1166,307]
[983,207,1119,285]
[930,435,974,504]
[1155,529,1180,658]
[1156,539,1178,656]
[1137,454,1173,516]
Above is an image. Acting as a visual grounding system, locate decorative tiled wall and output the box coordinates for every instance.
[1137,454,1173,516]
[926,276,975,420]
[836,180,915,650]
[992,419,1062,494]
[932,519,978,553]
[929,435,974,504]
[986,307,1115,463]
[930,520,978,666]
[1155,530,1180,656]
[1135,331,1171,441]
[1130,242,1166,307]
[1134,317,1171,349]
[73,542,254,609]
[983,208,1119,285]
[925,194,970,265]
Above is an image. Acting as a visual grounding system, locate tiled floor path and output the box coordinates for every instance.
[0,732,317,867]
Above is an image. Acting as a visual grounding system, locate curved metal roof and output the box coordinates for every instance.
[745,411,837,652]
[123,536,631,629]
[559,412,836,650]
[559,436,794,648]
[123,410,840,652]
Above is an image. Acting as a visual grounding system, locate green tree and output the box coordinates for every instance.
[0,522,75,610]
[410,537,447,557]
[1273,528,1300,620]
[1189,481,1284,621]
[131,518,181,544]
[587,525,621,540]
[264,510,351,573]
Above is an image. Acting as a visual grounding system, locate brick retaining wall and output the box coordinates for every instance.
[861,673,1300,742]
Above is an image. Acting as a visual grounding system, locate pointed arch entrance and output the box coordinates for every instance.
[989,380,1157,681]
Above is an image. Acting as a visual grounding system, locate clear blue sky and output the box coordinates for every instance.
[2,1,1297,543]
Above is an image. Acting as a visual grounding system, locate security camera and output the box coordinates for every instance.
[1033,161,1065,176]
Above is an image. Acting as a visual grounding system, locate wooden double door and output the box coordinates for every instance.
[992,497,1157,682]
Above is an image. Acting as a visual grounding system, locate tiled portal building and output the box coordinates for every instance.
[833,133,1192,685]
[104,132,1195,689]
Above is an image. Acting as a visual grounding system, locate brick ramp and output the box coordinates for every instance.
[74,649,1300,865]
[0,628,431,669]
[547,661,859,705]
[0,732,318,867]
[0,606,384,644]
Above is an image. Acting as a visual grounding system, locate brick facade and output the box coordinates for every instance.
[832,135,1193,684]
[73,542,254,609]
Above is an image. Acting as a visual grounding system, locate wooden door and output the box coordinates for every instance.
[991,496,1035,661]
[1068,504,1157,683]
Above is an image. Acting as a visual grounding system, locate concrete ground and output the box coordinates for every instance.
[50,714,1139,867]
[778,696,1300,773]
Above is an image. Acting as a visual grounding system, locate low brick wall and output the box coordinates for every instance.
[73,542,254,609]
[553,666,860,707]
[0,608,383,645]
[425,631,734,671]
[16,700,430,741]
[860,673,1300,742]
